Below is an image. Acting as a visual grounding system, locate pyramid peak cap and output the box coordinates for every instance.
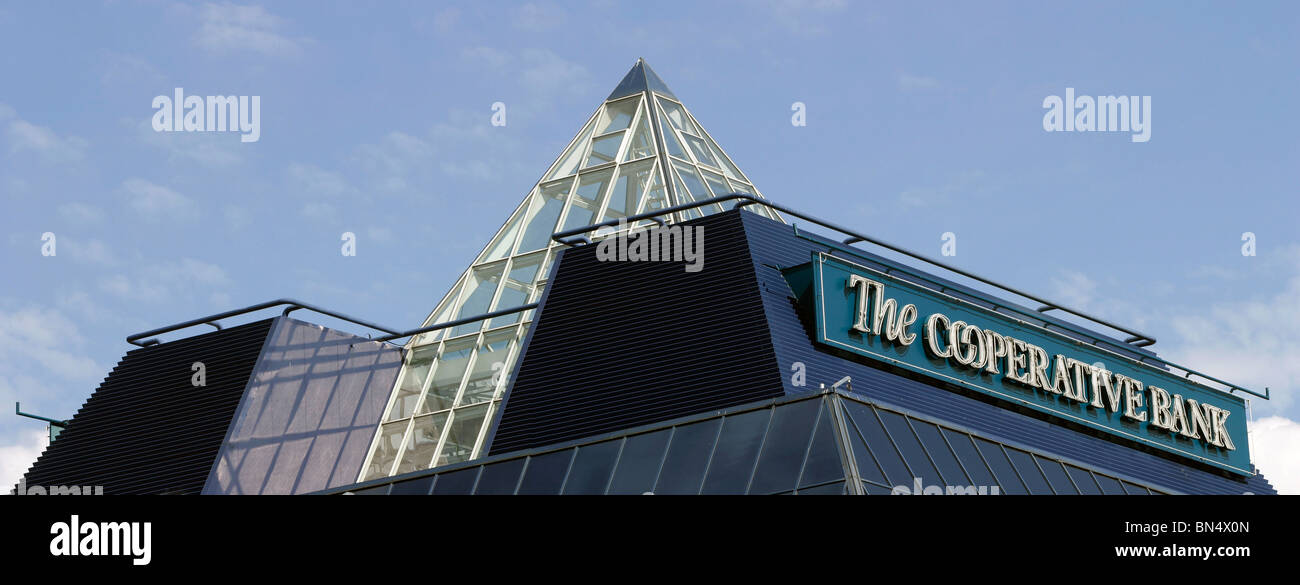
[607,59,677,102]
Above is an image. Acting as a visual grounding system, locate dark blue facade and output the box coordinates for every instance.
[335,208,1276,495]
[740,210,1274,495]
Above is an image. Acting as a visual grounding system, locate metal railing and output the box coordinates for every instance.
[551,193,1269,400]
[126,299,404,347]
[370,304,539,343]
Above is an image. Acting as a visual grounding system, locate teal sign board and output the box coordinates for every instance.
[788,252,1252,477]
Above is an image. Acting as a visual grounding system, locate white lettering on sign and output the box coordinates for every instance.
[846,280,1236,451]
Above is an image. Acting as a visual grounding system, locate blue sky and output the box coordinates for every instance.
[1,1,1297,492]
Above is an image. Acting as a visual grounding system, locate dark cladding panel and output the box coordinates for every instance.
[489,211,785,454]
[18,319,274,495]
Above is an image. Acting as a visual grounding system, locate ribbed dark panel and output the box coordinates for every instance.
[489,211,785,454]
[19,319,274,494]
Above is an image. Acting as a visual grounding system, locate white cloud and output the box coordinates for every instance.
[98,51,166,88]
[352,131,435,194]
[1164,255,1300,415]
[1049,270,1099,312]
[1249,416,1300,494]
[138,119,244,167]
[57,202,105,225]
[194,2,305,57]
[0,430,47,495]
[758,0,849,36]
[898,169,989,208]
[513,2,567,32]
[6,118,88,163]
[0,305,102,382]
[300,201,338,222]
[460,47,592,102]
[61,238,117,267]
[99,258,231,304]
[121,178,199,222]
[288,163,352,199]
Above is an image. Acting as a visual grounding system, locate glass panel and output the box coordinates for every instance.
[941,429,1000,491]
[516,179,572,254]
[460,330,515,406]
[749,399,820,495]
[601,160,654,221]
[658,114,688,160]
[419,337,475,413]
[545,116,596,180]
[701,127,745,180]
[1093,473,1126,495]
[1036,457,1080,495]
[1065,465,1103,495]
[387,347,434,420]
[841,401,911,486]
[728,180,754,196]
[973,439,1027,495]
[363,420,409,481]
[799,405,846,487]
[877,411,942,488]
[657,97,699,135]
[608,429,671,495]
[584,131,623,167]
[683,134,718,167]
[795,481,845,495]
[596,97,638,134]
[701,169,730,198]
[635,168,669,226]
[562,440,622,495]
[432,467,480,495]
[1121,480,1150,495]
[474,459,525,495]
[846,421,889,487]
[488,253,544,328]
[437,403,489,466]
[417,290,458,344]
[910,421,970,485]
[479,208,523,263]
[672,171,702,220]
[395,412,449,475]
[701,408,771,494]
[862,482,895,495]
[517,450,575,495]
[673,162,721,215]
[654,419,722,495]
[1006,448,1053,494]
[561,168,613,232]
[449,263,504,336]
[390,476,435,495]
[622,108,655,161]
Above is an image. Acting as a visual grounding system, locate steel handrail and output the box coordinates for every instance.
[551,193,1268,400]
[371,304,539,343]
[126,299,403,347]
